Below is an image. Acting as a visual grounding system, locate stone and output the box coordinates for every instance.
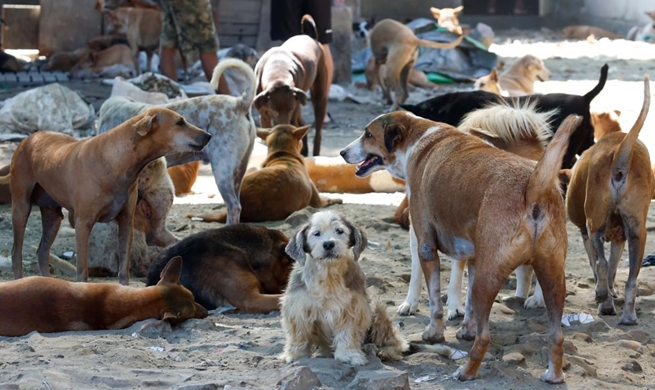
[176,384,220,390]
[571,332,593,343]
[565,355,597,378]
[617,340,644,353]
[621,360,643,373]
[346,370,409,390]
[297,358,357,388]
[285,208,316,227]
[493,302,516,315]
[563,340,578,354]
[278,366,322,390]
[502,352,525,365]
[626,330,651,344]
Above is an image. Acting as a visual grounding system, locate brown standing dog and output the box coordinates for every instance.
[103,7,162,72]
[190,124,340,223]
[341,112,580,382]
[0,256,207,337]
[0,108,211,285]
[566,76,652,325]
[255,15,328,156]
[369,19,463,108]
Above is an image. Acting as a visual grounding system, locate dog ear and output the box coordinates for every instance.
[162,311,180,321]
[293,125,311,140]
[292,88,308,105]
[256,128,272,140]
[193,302,208,319]
[430,7,441,18]
[613,109,622,117]
[343,218,368,260]
[454,5,464,14]
[384,125,403,152]
[490,68,498,81]
[133,114,156,136]
[254,91,269,110]
[558,169,572,185]
[285,225,309,265]
[159,256,183,285]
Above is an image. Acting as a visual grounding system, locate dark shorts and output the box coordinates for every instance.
[270,0,332,44]
[160,0,219,57]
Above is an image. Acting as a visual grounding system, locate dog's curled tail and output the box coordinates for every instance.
[584,63,609,103]
[525,115,582,207]
[611,75,650,192]
[300,14,319,40]
[415,34,464,51]
[0,173,10,185]
[210,58,256,113]
[366,301,409,361]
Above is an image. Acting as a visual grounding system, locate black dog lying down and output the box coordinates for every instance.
[146,225,293,314]
[402,64,609,169]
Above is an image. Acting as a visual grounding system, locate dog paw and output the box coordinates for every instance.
[453,365,476,381]
[597,302,617,316]
[279,353,296,364]
[335,349,367,366]
[618,312,638,326]
[397,300,418,316]
[326,198,343,206]
[422,324,445,344]
[540,369,565,384]
[524,294,545,309]
[447,305,465,320]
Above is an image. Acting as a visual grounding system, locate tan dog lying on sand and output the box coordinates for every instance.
[476,55,550,96]
[430,6,464,35]
[562,25,624,40]
[369,19,463,108]
[255,15,328,156]
[281,211,408,365]
[565,76,652,325]
[189,124,340,223]
[0,108,211,285]
[167,161,201,196]
[0,256,207,337]
[70,44,137,79]
[342,112,580,382]
[305,156,404,193]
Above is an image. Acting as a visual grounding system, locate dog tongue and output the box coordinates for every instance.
[357,155,379,172]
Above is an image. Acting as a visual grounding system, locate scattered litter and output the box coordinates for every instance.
[643,253,655,267]
[190,217,204,222]
[61,251,75,259]
[131,332,138,338]
[214,305,237,315]
[411,343,468,360]
[561,312,594,327]
[0,255,10,269]
[367,241,381,249]
[414,375,437,383]
[150,346,165,352]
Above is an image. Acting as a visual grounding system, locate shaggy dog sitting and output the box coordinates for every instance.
[280,211,408,365]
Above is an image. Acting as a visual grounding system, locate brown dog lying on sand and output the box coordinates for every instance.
[565,76,652,325]
[0,108,211,285]
[0,256,207,337]
[562,25,624,40]
[305,156,404,193]
[167,161,200,196]
[476,55,550,96]
[189,124,340,223]
[255,15,328,156]
[342,111,580,382]
[146,225,293,313]
[369,19,463,108]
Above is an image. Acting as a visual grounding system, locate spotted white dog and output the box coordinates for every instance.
[97,58,256,225]
[280,211,408,365]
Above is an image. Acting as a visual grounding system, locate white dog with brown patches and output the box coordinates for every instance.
[280,211,408,365]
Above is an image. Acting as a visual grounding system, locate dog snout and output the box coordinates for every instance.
[323,240,335,251]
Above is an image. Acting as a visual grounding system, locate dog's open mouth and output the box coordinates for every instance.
[356,154,382,177]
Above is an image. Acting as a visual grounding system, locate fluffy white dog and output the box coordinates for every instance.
[280,211,408,365]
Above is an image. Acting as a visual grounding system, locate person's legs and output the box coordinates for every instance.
[160,47,178,80]
[159,0,179,80]
[514,0,527,14]
[200,51,230,94]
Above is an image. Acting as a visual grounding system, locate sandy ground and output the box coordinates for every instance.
[2,30,655,389]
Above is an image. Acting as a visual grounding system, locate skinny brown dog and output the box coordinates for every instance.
[0,256,207,337]
[341,112,580,383]
[565,76,652,325]
[369,19,463,108]
[0,108,211,285]
[255,15,328,156]
[191,124,339,223]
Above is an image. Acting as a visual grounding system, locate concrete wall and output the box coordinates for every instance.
[580,0,653,23]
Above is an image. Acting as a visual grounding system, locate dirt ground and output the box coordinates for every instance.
[1,30,655,389]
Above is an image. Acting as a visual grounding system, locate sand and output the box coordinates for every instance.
[1,30,655,389]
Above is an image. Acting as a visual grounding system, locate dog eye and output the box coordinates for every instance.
[336,228,344,235]
[176,118,185,126]
[364,131,372,139]
[313,230,321,237]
